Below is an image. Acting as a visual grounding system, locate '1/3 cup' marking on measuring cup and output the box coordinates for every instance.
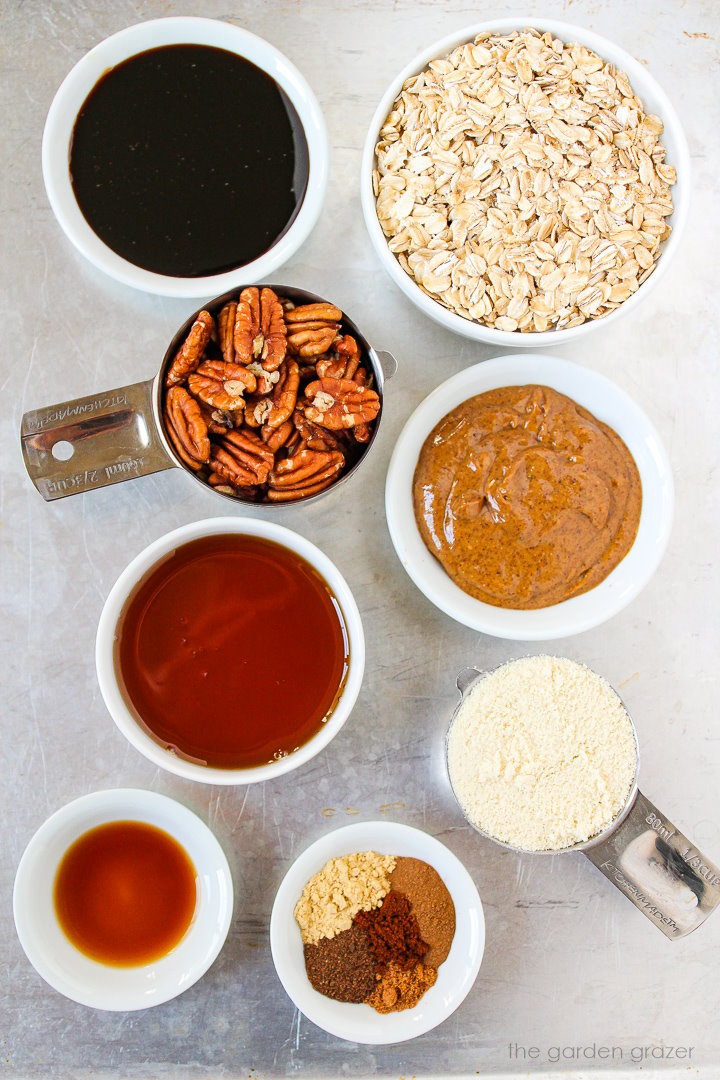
[39,456,149,497]
[645,811,720,888]
[104,456,146,480]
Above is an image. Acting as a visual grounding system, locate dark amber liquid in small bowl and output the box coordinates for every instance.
[115,535,350,769]
[54,821,197,967]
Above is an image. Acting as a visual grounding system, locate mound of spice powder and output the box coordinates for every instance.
[353,889,428,972]
[294,851,395,945]
[304,925,376,1003]
[366,961,438,1014]
[388,857,455,966]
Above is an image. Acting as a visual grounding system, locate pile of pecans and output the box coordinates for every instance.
[161,287,381,501]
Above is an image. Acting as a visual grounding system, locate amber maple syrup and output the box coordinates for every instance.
[54,821,197,966]
[115,535,350,768]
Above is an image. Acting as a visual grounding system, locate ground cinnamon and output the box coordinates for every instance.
[388,857,456,966]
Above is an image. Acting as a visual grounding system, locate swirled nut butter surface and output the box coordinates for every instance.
[413,385,642,609]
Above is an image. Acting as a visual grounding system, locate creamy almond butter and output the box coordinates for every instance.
[413,385,642,609]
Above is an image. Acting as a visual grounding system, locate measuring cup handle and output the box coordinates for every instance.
[20,378,174,501]
[584,789,720,939]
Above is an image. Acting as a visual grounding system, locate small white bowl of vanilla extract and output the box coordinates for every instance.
[13,789,233,1010]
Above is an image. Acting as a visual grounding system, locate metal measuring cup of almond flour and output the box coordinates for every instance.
[446,665,720,940]
[20,285,397,505]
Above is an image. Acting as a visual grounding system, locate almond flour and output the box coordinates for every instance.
[447,656,637,851]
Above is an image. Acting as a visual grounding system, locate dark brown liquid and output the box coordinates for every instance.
[115,535,350,768]
[69,45,309,276]
[54,821,197,966]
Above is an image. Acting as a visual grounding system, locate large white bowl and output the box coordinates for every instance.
[13,789,233,1011]
[270,820,485,1044]
[385,355,673,640]
[96,518,365,784]
[361,18,690,347]
[42,17,328,297]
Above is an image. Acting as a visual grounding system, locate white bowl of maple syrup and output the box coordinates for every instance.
[95,518,365,785]
[13,789,233,1011]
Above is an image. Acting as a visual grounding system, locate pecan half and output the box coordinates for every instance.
[285,303,342,326]
[303,378,380,430]
[164,386,210,470]
[208,470,259,500]
[198,402,237,436]
[218,302,238,365]
[210,428,275,487]
[246,361,280,395]
[285,302,342,358]
[188,359,256,411]
[316,334,361,381]
[350,366,372,443]
[243,394,273,428]
[262,418,294,452]
[267,448,345,501]
[264,359,300,430]
[234,287,287,371]
[165,310,214,387]
[292,409,345,452]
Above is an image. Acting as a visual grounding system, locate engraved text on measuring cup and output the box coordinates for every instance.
[24,392,130,433]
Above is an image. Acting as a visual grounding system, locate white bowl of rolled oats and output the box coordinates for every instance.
[361,21,690,345]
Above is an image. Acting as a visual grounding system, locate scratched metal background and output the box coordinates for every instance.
[2,1,719,1076]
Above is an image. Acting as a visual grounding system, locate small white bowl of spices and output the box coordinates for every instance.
[270,821,484,1043]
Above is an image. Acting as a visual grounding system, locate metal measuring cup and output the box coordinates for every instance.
[446,665,720,940]
[20,285,397,505]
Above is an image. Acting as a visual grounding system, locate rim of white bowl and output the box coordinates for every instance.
[385,354,674,640]
[42,17,329,297]
[360,17,691,347]
[13,789,233,1011]
[95,518,365,784]
[270,820,485,1044]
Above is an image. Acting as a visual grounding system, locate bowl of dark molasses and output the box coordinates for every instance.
[95,517,365,785]
[42,17,327,296]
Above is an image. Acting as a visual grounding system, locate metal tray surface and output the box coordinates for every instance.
[2,0,719,1076]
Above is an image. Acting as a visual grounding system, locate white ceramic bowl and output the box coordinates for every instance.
[42,17,328,297]
[385,354,673,640]
[13,789,233,1011]
[96,517,365,784]
[270,821,484,1043]
[361,18,690,347]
